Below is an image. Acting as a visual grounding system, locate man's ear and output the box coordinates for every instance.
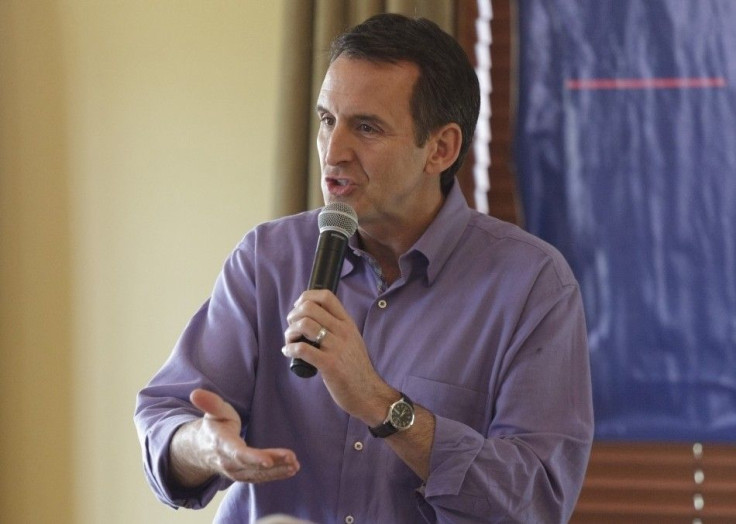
[424,123,462,176]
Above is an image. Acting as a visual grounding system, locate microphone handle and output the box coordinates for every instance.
[290,231,349,378]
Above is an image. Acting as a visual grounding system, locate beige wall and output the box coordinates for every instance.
[0,1,285,522]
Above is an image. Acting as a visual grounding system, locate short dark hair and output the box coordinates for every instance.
[330,13,480,194]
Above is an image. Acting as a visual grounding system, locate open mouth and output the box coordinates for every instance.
[325,177,354,195]
[326,176,351,187]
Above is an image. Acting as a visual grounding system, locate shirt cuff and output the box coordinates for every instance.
[423,415,485,498]
[143,412,230,509]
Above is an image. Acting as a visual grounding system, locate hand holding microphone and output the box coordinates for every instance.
[289,202,358,378]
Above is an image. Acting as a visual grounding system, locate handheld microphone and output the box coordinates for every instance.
[290,202,358,378]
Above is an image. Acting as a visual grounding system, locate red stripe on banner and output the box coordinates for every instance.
[566,77,727,90]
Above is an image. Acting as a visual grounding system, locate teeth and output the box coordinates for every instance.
[337,179,348,186]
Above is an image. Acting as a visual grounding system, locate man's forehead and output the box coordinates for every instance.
[318,57,418,109]
[323,56,418,87]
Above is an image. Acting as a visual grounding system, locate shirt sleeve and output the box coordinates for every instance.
[416,280,594,523]
[133,238,259,509]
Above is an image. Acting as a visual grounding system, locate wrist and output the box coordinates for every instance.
[169,420,216,488]
[368,392,415,438]
[361,387,402,427]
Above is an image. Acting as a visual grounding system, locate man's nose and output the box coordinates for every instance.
[322,123,353,165]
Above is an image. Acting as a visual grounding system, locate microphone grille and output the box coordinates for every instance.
[318,202,358,237]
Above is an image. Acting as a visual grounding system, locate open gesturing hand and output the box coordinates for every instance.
[170,389,300,487]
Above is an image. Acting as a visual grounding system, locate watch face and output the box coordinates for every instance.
[390,400,415,430]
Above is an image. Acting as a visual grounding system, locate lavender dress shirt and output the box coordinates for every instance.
[134,183,594,523]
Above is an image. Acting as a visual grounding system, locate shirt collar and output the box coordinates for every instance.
[409,181,473,285]
[343,181,473,286]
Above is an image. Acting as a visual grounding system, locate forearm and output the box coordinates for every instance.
[384,404,435,481]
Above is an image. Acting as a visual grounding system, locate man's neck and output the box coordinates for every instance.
[357,196,445,286]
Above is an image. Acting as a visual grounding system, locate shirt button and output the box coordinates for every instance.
[345,516,355,524]
[353,441,364,451]
[377,299,388,309]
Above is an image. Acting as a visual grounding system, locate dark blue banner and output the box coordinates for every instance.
[515,0,736,440]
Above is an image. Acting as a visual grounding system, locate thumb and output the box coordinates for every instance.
[190,388,239,422]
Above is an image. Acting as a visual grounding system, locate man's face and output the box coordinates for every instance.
[316,56,441,233]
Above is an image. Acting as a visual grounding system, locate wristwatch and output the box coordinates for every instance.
[369,393,415,438]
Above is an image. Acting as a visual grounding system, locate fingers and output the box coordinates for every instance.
[290,289,349,323]
[224,446,300,483]
[284,318,329,346]
[220,430,300,482]
[283,291,337,366]
[282,339,321,370]
[285,290,347,345]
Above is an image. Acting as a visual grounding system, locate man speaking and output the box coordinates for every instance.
[135,13,593,523]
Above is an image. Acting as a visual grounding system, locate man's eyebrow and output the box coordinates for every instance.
[315,105,388,126]
[352,113,386,125]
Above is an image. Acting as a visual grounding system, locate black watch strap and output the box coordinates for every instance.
[369,393,414,438]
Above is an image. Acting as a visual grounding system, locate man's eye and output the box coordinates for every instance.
[320,115,335,126]
[359,123,376,133]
